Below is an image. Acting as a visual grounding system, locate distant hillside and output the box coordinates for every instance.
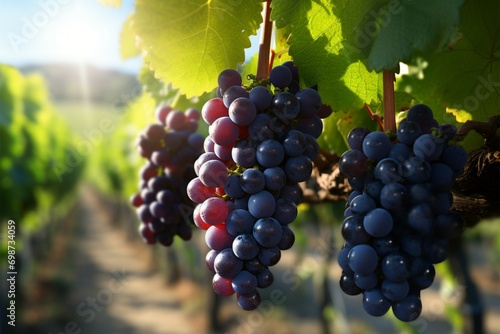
[20,63,141,105]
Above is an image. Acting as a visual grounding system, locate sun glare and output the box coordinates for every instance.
[55,21,101,62]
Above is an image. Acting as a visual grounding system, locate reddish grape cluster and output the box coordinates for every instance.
[187,62,331,310]
[130,104,204,246]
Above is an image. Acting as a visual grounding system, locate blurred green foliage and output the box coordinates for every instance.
[0,64,84,228]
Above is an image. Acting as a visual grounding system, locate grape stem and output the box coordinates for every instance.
[269,50,276,74]
[364,103,384,131]
[256,0,272,81]
[383,70,396,133]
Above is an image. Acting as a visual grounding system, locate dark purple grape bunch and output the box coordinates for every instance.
[337,104,468,321]
[130,104,204,246]
[186,62,331,310]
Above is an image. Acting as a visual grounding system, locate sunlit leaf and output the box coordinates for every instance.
[120,14,140,60]
[273,27,293,65]
[241,52,259,87]
[271,0,383,111]
[98,0,122,7]
[134,0,263,98]
[318,106,379,155]
[139,63,165,98]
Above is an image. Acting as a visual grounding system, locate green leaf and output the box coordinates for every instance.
[337,108,380,149]
[392,91,413,114]
[139,63,212,111]
[368,0,464,71]
[319,107,379,154]
[1,64,83,224]
[459,128,485,153]
[272,0,466,111]
[134,0,263,98]
[139,63,164,98]
[271,0,383,111]
[241,53,259,87]
[318,111,349,154]
[397,0,500,122]
[120,14,140,60]
[98,0,122,7]
[0,64,24,123]
[274,27,293,64]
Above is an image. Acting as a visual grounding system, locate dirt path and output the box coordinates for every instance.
[61,186,197,334]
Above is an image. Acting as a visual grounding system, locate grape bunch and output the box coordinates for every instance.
[130,104,204,246]
[187,62,329,310]
[337,104,468,321]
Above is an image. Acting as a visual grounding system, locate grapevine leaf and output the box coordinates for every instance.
[319,108,379,154]
[318,111,347,154]
[120,14,140,60]
[336,108,380,149]
[133,0,263,98]
[139,64,165,98]
[98,0,122,7]
[398,0,500,122]
[274,28,293,64]
[368,0,464,71]
[139,64,213,124]
[372,90,416,122]
[392,91,413,114]
[459,130,485,153]
[0,64,23,125]
[241,53,259,87]
[271,0,383,112]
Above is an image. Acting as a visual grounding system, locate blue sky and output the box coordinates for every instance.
[0,0,142,74]
[0,0,261,75]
